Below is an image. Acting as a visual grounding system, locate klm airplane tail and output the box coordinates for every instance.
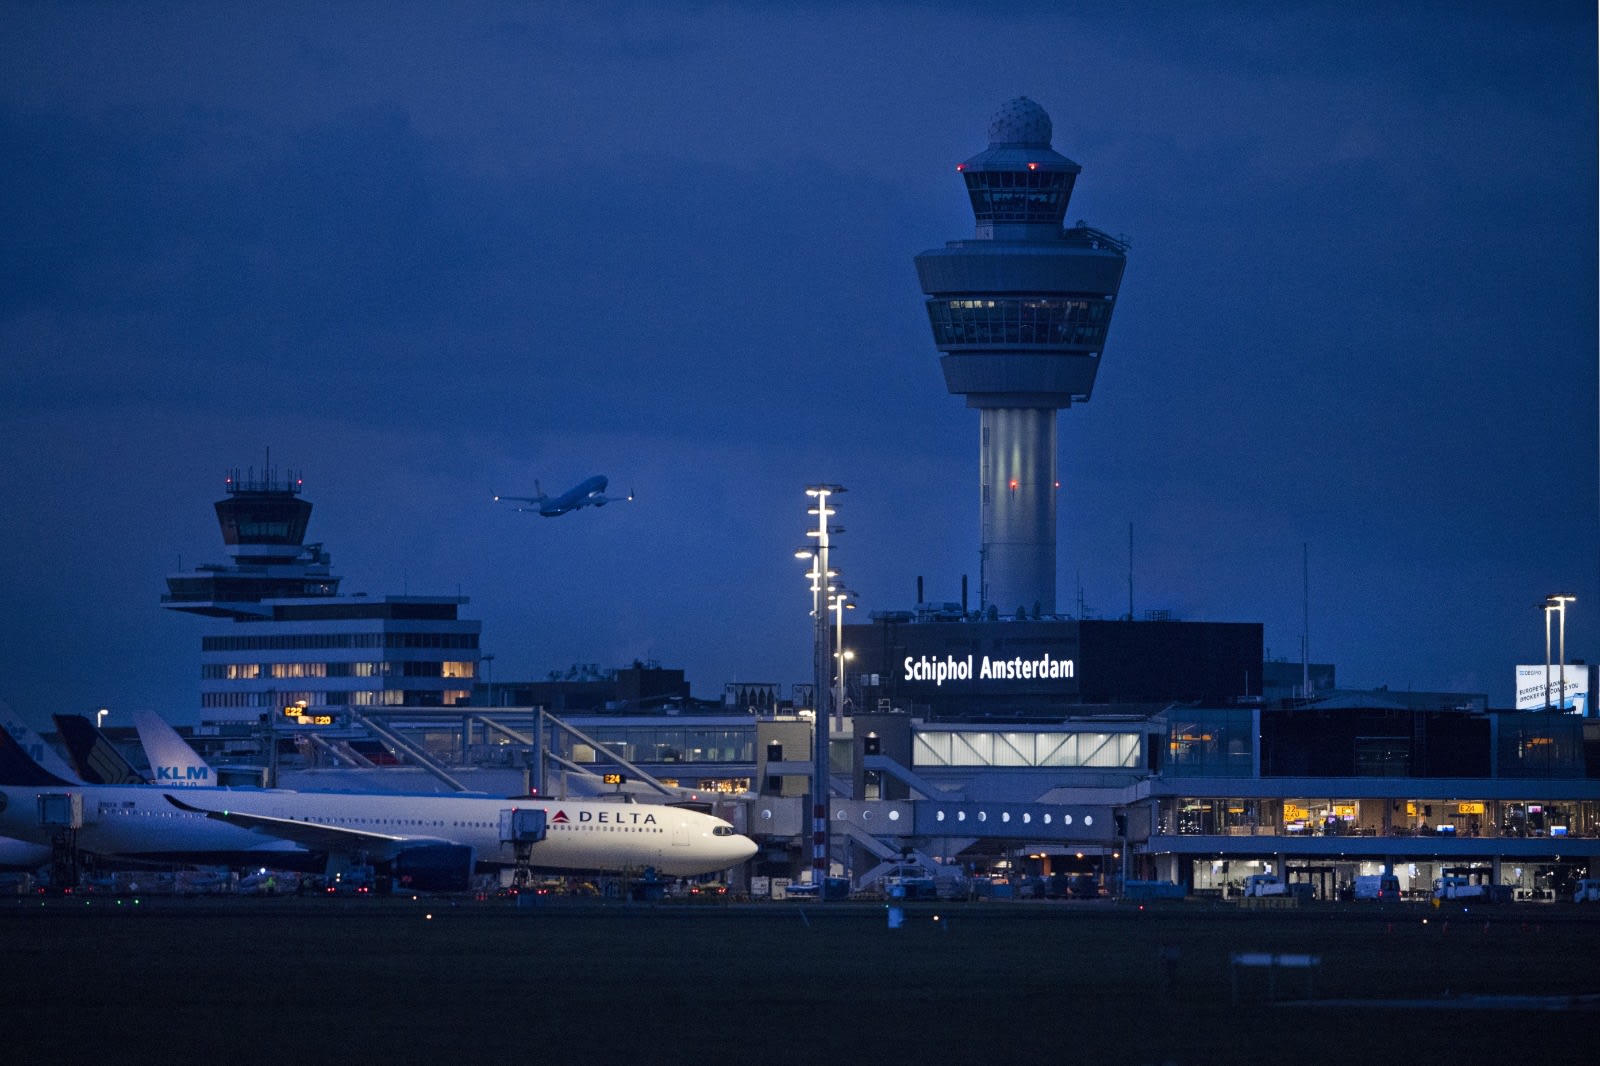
[133,710,214,787]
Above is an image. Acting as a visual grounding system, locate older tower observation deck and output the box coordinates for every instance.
[915,97,1127,617]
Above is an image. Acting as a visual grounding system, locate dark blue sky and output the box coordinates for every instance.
[2,2,1595,727]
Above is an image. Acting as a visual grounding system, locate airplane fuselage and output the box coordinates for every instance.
[0,785,756,878]
[540,475,608,516]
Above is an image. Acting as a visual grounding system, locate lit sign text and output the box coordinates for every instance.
[903,653,1075,687]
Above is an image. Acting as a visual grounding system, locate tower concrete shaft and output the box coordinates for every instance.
[915,97,1127,617]
[981,407,1056,618]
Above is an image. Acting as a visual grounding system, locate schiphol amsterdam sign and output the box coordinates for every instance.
[903,652,1075,687]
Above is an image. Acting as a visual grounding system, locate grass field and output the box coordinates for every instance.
[3,895,1596,1065]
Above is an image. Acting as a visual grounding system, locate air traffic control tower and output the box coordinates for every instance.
[915,97,1127,618]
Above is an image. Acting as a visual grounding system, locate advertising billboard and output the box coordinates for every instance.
[1515,665,1588,714]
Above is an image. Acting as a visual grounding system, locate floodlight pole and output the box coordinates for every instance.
[832,589,855,732]
[1548,594,1576,710]
[803,484,843,896]
[1544,603,1555,710]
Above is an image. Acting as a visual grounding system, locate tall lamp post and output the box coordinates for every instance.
[1543,602,1556,710]
[1547,594,1576,710]
[830,587,856,730]
[798,484,843,895]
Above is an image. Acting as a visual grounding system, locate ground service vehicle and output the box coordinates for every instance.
[1433,876,1487,901]
[1243,874,1287,897]
[1353,874,1401,900]
[1575,879,1600,903]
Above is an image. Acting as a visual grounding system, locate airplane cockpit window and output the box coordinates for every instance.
[713,826,736,836]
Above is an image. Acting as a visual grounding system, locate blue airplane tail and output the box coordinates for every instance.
[0,725,74,787]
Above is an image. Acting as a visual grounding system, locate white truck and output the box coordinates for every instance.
[1433,876,1487,901]
[1243,874,1288,897]
[1353,874,1401,901]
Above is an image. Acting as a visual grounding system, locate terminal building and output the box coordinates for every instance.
[151,682,1600,901]
[117,463,1600,901]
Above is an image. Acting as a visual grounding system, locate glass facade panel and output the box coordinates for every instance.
[927,297,1110,348]
[1034,733,1077,767]
[913,730,1139,769]
[1497,716,1585,777]
[995,732,1035,766]
[563,726,755,765]
[963,170,1072,223]
[953,732,994,764]
[916,732,953,766]
[1164,709,1254,777]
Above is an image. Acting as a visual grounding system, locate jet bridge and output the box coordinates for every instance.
[304,732,377,769]
[37,792,85,890]
[474,709,691,802]
[499,808,548,888]
[347,712,470,792]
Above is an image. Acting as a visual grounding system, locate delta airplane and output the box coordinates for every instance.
[494,475,630,517]
[0,727,757,891]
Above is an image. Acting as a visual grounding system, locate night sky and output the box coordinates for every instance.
[2,3,1595,727]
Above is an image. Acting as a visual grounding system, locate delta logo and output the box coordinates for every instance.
[550,809,659,826]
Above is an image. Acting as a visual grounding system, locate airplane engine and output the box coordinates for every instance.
[388,844,475,892]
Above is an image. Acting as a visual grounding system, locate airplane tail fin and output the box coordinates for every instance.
[53,714,148,785]
[133,710,214,787]
[0,701,83,782]
[0,724,75,787]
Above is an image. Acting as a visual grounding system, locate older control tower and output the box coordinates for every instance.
[915,97,1127,617]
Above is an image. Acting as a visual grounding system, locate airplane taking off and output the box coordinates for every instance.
[0,727,757,890]
[495,475,630,517]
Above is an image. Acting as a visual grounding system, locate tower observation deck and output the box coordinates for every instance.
[915,97,1127,618]
[162,467,480,721]
[163,468,340,616]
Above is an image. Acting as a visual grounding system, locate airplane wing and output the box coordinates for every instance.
[493,495,551,514]
[163,794,452,861]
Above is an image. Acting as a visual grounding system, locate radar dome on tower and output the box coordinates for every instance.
[987,96,1053,147]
